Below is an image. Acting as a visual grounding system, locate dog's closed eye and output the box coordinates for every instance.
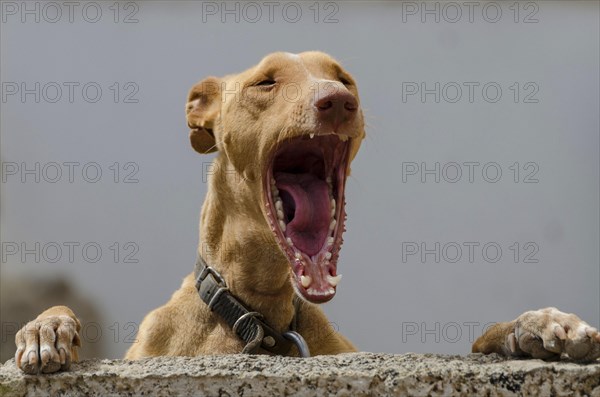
[254,79,276,87]
[338,75,353,87]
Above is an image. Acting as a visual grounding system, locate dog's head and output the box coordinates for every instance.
[186,51,365,303]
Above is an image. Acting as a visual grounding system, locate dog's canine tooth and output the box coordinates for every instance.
[279,220,286,232]
[327,274,342,287]
[309,133,315,139]
[300,275,312,288]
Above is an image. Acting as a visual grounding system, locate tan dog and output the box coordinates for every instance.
[14,52,600,374]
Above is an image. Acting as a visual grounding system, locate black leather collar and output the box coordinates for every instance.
[194,255,304,356]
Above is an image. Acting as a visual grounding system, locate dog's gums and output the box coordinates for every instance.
[264,133,350,303]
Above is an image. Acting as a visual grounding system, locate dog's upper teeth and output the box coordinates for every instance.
[295,251,302,260]
[279,220,286,232]
[327,274,342,287]
[270,177,276,186]
[309,133,315,139]
[271,186,279,197]
[275,199,283,211]
[327,237,334,245]
[277,209,285,220]
[324,252,332,260]
[300,275,312,288]
[329,219,336,231]
[338,135,348,142]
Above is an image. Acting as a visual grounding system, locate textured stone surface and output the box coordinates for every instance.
[1,353,599,397]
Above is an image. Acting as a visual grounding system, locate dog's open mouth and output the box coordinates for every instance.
[264,134,350,303]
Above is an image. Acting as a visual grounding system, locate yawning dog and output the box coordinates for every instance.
[15,51,600,374]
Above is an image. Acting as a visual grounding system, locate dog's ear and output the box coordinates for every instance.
[186,77,222,154]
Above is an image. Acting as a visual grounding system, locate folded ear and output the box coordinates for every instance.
[186,76,222,154]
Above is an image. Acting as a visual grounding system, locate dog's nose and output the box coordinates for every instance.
[314,89,358,133]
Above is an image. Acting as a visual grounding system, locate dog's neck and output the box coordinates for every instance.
[197,156,296,332]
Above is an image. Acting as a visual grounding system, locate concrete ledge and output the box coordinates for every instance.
[1,353,599,397]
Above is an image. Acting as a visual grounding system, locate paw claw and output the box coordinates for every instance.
[22,363,38,375]
[59,348,67,365]
[507,333,517,353]
[42,360,61,374]
[585,327,597,337]
[553,324,567,340]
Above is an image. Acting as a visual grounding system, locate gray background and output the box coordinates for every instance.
[1,1,598,359]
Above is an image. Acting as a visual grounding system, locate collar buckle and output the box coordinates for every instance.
[196,265,226,287]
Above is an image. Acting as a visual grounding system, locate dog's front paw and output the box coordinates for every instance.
[509,307,600,362]
[15,313,81,374]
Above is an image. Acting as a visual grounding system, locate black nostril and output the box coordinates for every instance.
[317,100,333,111]
[344,101,357,112]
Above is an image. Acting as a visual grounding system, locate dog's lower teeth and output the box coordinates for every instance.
[279,220,286,231]
[328,237,334,245]
[286,237,293,246]
[325,252,332,260]
[277,209,284,220]
[329,219,336,231]
[300,275,312,288]
[306,288,335,296]
[295,252,302,259]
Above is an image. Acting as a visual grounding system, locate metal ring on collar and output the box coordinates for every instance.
[232,311,264,335]
[207,286,230,310]
[283,330,311,357]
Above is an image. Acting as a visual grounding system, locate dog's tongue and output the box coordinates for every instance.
[275,172,330,256]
